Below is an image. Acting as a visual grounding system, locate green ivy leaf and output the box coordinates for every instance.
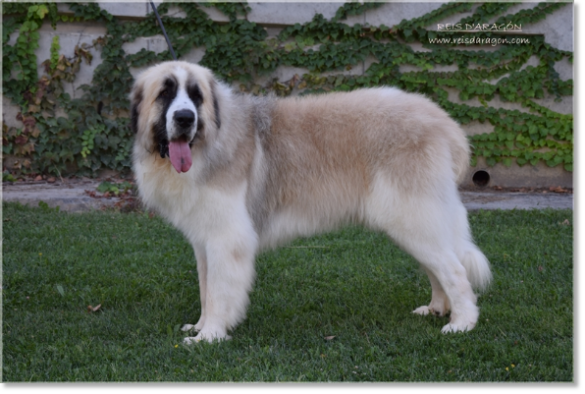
[37,5,49,19]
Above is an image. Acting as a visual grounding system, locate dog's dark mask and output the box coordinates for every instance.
[152,77,178,158]
[158,139,169,158]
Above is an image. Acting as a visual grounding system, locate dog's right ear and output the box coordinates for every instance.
[130,85,143,134]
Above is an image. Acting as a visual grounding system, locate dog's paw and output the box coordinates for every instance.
[441,321,475,333]
[183,331,232,345]
[183,336,204,345]
[412,306,431,316]
[181,316,206,333]
[181,324,196,332]
[183,336,201,345]
[413,305,446,317]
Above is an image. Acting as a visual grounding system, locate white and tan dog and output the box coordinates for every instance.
[130,61,492,343]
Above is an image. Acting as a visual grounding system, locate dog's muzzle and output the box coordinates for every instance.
[166,109,196,173]
[173,109,195,136]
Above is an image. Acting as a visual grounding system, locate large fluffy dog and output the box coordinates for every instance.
[130,61,491,343]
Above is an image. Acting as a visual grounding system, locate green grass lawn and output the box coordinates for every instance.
[1,203,573,382]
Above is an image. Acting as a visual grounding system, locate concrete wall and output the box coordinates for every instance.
[2,1,574,187]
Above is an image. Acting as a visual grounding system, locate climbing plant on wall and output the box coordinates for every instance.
[2,1,573,177]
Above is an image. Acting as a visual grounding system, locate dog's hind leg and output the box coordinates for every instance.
[367,180,480,333]
[412,268,451,317]
[409,245,479,332]
[411,200,490,319]
[402,238,478,333]
[407,196,490,332]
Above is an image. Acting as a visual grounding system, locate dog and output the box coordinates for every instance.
[130,61,492,343]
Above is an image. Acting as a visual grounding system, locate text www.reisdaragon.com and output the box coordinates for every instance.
[429,36,531,46]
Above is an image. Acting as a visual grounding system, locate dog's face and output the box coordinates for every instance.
[130,61,221,173]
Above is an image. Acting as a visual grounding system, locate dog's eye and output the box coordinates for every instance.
[158,89,168,99]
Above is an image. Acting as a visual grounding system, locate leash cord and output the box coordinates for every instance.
[149,1,177,61]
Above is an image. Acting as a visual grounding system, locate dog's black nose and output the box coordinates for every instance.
[174,109,195,129]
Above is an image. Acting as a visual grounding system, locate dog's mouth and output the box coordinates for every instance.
[168,137,192,173]
[158,136,194,174]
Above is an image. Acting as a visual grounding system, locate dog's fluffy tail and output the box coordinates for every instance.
[459,244,492,292]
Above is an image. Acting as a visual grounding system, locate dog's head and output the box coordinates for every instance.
[130,61,221,173]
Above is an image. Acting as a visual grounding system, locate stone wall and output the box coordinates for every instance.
[2,1,574,187]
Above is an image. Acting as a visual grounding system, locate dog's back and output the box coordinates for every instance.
[252,87,472,247]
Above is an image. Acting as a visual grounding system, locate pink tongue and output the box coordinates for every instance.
[168,141,192,173]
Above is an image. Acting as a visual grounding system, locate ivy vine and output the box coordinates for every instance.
[2,1,573,177]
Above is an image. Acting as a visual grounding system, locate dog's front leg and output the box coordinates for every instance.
[183,234,257,344]
[181,244,208,333]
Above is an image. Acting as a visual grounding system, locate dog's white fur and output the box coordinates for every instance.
[130,61,492,343]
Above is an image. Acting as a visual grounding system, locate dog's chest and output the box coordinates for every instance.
[136,158,253,244]
[136,160,199,216]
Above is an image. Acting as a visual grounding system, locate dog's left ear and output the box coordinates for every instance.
[130,85,143,134]
[211,80,221,130]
